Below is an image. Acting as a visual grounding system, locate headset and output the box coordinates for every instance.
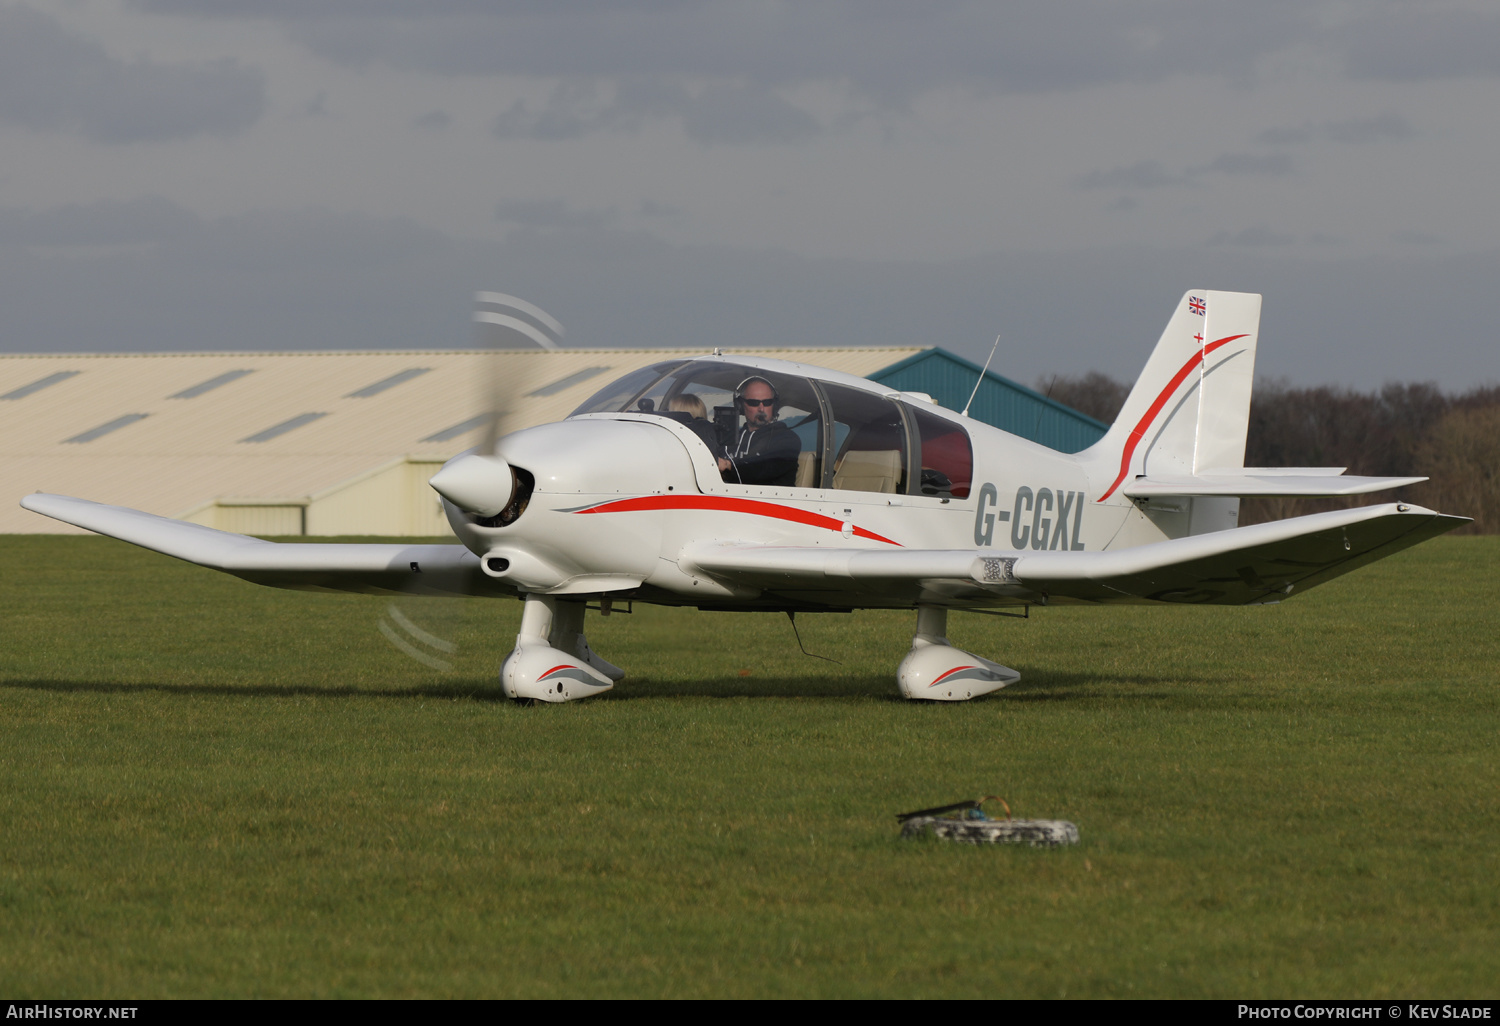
[733,375,780,415]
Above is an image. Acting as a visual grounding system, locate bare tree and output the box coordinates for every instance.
[1410,405,1500,534]
[1037,372,1129,425]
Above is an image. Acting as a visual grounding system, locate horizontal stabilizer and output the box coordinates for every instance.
[20,493,494,597]
[1121,471,1426,498]
[682,503,1467,607]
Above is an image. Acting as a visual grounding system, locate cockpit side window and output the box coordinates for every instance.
[652,362,821,487]
[822,382,909,495]
[908,405,973,499]
[577,360,823,486]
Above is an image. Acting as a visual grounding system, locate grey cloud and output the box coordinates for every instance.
[2,200,1497,390]
[128,1,1313,103]
[1203,152,1294,176]
[1258,114,1413,146]
[0,5,264,143]
[493,98,593,142]
[676,83,820,144]
[495,199,617,230]
[1078,151,1291,192]
[1341,8,1500,82]
[1077,160,1183,190]
[0,204,470,354]
[0,196,202,247]
[1392,229,1443,246]
[494,78,820,145]
[413,110,451,130]
[638,200,682,219]
[1258,125,1312,146]
[1322,113,1413,144]
[1209,226,1296,247]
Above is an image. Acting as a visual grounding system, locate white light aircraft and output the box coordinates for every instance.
[22,291,1467,703]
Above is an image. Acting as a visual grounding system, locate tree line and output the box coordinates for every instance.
[1042,373,1500,533]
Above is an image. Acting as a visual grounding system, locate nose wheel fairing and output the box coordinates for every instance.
[501,594,621,703]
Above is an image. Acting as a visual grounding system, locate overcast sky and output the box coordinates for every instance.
[2,0,1497,389]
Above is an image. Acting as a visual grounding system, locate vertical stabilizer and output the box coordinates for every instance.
[1089,290,1261,502]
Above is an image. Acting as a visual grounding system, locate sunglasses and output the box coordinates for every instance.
[742,397,775,407]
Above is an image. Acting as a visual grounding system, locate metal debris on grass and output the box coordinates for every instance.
[897,796,1079,847]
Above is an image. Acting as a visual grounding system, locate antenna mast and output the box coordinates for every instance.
[961,334,1003,418]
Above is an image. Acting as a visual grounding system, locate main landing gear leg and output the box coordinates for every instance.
[500,595,616,704]
[896,605,1019,701]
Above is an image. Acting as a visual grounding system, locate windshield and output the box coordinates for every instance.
[571,360,688,416]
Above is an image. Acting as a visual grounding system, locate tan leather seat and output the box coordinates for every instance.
[832,449,902,493]
[794,451,819,488]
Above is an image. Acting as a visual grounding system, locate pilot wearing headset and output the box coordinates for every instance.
[718,375,802,486]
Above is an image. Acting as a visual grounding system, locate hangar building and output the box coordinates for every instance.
[2,347,1105,536]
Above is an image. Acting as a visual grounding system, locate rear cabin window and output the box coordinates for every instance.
[909,405,973,499]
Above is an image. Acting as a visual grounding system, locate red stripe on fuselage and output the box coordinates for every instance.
[570,494,902,546]
[1097,334,1248,502]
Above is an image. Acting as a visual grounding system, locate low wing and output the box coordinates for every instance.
[682,503,1467,607]
[1122,468,1426,498]
[20,493,497,597]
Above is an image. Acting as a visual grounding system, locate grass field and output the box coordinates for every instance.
[2,533,1497,998]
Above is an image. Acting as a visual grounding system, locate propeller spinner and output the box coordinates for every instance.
[428,453,514,517]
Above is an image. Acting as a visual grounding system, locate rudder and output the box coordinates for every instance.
[1089,290,1261,501]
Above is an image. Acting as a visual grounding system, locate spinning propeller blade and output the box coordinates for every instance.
[427,292,567,518]
[389,291,568,672]
[473,291,565,457]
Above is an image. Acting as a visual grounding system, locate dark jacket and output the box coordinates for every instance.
[723,420,801,486]
[657,410,725,458]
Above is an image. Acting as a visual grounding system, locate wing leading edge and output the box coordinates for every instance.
[20,493,495,597]
[682,503,1468,607]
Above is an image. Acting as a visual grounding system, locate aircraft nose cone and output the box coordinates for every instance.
[430,454,515,517]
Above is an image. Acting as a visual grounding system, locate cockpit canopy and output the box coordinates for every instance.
[572,360,973,498]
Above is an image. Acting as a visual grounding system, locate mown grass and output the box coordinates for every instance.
[1,534,1496,998]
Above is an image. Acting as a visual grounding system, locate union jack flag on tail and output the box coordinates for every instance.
[1189,296,1206,316]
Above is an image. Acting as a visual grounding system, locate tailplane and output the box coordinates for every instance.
[1087,290,1262,502]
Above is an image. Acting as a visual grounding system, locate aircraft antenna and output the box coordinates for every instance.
[961,334,1002,419]
[1031,373,1058,439]
[785,611,840,664]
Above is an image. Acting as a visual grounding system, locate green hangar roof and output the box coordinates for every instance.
[870,349,1108,454]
